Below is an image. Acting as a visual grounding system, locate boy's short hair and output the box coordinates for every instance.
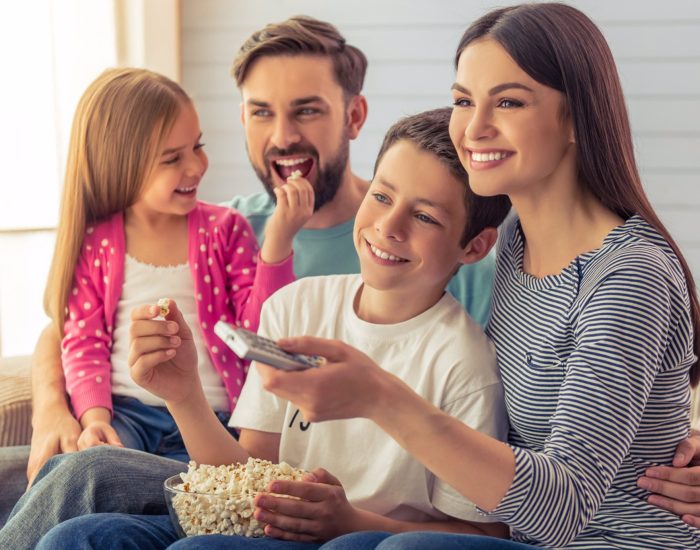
[232,16,367,100]
[373,108,511,247]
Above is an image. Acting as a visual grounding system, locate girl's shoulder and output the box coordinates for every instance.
[81,212,123,254]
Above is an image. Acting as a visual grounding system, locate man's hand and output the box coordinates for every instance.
[128,299,199,405]
[26,411,80,488]
[638,430,700,526]
[253,469,360,542]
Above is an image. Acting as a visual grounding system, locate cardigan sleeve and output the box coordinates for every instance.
[62,231,113,420]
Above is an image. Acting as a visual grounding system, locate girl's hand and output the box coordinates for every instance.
[253,469,360,542]
[128,299,199,405]
[77,421,124,450]
[256,336,390,423]
[261,177,315,264]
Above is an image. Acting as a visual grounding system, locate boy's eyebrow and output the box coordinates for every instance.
[161,133,203,156]
[377,179,450,214]
[451,82,534,95]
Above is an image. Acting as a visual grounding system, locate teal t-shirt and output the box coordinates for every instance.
[223,192,496,327]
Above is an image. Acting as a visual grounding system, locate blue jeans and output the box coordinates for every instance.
[0,446,187,549]
[37,512,321,549]
[319,532,538,549]
[112,395,234,461]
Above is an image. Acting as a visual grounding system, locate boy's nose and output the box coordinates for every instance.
[375,210,406,241]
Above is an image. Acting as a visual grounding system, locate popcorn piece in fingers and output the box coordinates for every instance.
[157,298,170,319]
[287,169,303,180]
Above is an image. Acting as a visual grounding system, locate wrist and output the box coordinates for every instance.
[79,406,111,427]
[260,240,293,265]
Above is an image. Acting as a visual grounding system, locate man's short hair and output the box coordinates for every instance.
[373,108,511,246]
[232,16,367,99]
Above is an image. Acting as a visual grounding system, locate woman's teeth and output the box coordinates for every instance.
[471,151,510,162]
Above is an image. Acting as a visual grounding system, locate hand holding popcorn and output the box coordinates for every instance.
[253,468,359,543]
[260,175,315,264]
[128,299,199,405]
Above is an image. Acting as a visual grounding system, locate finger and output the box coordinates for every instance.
[255,494,318,520]
[263,524,318,543]
[672,437,700,467]
[682,514,700,528]
[130,304,162,321]
[163,300,193,339]
[643,465,700,486]
[277,336,346,361]
[254,505,320,537]
[130,349,177,383]
[647,493,700,518]
[59,431,80,454]
[103,426,124,447]
[128,335,180,367]
[273,185,289,208]
[307,468,341,487]
[281,181,302,208]
[266,479,332,502]
[639,474,700,503]
[130,319,179,339]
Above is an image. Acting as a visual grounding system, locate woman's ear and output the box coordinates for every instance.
[459,227,498,265]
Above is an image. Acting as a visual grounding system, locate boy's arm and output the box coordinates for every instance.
[253,468,509,543]
[26,323,81,486]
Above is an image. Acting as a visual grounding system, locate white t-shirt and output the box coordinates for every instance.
[110,255,229,411]
[230,274,507,524]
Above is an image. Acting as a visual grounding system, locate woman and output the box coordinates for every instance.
[256,3,700,548]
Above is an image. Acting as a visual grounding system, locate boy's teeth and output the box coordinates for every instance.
[369,243,405,262]
[472,151,508,162]
[276,158,307,167]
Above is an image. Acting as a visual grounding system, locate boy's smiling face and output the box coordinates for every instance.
[354,139,471,306]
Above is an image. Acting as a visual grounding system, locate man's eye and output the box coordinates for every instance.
[298,108,319,116]
[252,109,271,117]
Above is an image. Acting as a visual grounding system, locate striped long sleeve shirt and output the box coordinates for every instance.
[486,215,700,549]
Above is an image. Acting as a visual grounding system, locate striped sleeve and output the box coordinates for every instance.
[490,250,678,547]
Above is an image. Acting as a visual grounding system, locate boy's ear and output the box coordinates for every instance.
[459,227,498,265]
[346,95,368,140]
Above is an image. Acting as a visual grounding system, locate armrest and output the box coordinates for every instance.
[0,356,32,446]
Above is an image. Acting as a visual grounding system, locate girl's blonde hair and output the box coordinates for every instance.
[44,67,191,334]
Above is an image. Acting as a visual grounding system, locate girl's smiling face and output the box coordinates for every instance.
[449,38,576,201]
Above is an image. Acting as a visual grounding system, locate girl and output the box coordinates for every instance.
[44,67,313,460]
[255,3,700,548]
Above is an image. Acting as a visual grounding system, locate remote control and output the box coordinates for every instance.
[214,321,323,371]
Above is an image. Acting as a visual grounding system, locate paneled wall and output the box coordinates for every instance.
[181,0,700,276]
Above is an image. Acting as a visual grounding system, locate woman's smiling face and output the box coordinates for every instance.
[449,38,575,200]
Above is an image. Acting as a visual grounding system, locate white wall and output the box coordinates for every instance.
[180,0,700,279]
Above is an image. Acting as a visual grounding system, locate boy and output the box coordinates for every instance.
[37,108,512,548]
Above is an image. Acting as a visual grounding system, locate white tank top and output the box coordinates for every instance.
[109,255,229,412]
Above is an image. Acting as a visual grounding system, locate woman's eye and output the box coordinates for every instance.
[452,98,472,108]
[498,98,524,108]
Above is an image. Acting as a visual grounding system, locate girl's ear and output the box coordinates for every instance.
[459,227,498,265]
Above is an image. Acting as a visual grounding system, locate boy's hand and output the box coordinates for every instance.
[638,429,700,526]
[128,299,199,405]
[261,177,315,264]
[77,421,124,450]
[253,469,360,542]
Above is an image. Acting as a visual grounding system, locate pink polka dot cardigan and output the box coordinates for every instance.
[62,201,295,420]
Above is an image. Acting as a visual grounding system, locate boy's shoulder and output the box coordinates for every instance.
[270,273,359,303]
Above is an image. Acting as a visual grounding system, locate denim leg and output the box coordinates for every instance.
[36,513,177,550]
[375,533,537,549]
[0,446,186,549]
[319,532,393,550]
[0,445,29,527]
[169,535,321,549]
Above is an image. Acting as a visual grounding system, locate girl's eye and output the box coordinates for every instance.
[498,98,524,108]
[452,98,472,108]
[163,155,180,165]
[194,142,206,151]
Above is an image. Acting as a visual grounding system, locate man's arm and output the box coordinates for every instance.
[26,324,80,486]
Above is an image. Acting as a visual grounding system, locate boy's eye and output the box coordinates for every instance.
[372,192,389,204]
[416,213,437,225]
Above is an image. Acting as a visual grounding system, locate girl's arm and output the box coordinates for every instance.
[259,259,680,547]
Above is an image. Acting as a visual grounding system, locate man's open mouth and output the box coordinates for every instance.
[272,157,313,180]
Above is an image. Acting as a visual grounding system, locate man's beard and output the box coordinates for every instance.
[249,137,350,212]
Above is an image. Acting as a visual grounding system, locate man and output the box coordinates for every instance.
[0,16,497,546]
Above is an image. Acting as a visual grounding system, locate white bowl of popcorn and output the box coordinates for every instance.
[164,457,306,538]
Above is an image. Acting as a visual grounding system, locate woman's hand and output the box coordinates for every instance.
[128,299,199,405]
[255,336,392,423]
[254,469,360,542]
[260,177,315,264]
